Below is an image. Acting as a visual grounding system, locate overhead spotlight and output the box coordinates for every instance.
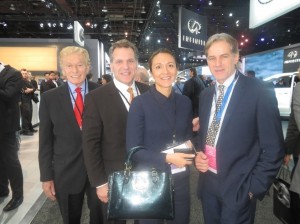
[93,23,97,28]
[67,23,73,30]
[103,23,108,29]
[40,23,44,28]
[157,39,161,43]
[125,32,128,36]
[108,32,112,36]
[48,22,51,27]
[139,20,143,24]
[146,36,150,40]
[208,1,212,6]
[137,28,141,32]
[102,6,108,13]
[52,23,56,27]
[10,4,16,11]
[59,22,63,27]
[85,21,91,27]
[110,38,113,42]
[141,6,146,14]
[229,13,233,17]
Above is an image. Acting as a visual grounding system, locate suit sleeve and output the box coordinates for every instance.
[0,70,23,101]
[250,84,284,199]
[82,93,107,187]
[38,94,55,181]
[293,83,300,131]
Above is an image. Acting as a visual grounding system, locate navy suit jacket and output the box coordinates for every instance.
[126,86,193,172]
[39,81,99,193]
[197,72,284,206]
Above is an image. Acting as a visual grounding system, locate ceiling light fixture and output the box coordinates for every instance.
[208,1,212,6]
[141,6,146,14]
[102,6,108,13]
[10,4,16,11]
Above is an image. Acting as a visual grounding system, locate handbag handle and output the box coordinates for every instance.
[125,146,145,170]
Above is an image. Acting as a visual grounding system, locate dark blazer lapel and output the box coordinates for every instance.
[219,73,246,137]
[201,87,215,146]
[59,85,80,130]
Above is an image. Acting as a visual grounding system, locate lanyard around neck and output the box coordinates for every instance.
[215,75,238,123]
[118,83,139,107]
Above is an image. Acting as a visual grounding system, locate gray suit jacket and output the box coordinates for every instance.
[39,81,99,193]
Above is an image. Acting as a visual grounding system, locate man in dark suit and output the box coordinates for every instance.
[182,67,205,117]
[82,39,149,224]
[194,33,284,224]
[40,72,49,94]
[39,46,103,224]
[0,63,24,211]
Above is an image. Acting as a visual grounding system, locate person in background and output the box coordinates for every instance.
[0,62,24,212]
[245,70,256,78]
[182,67,205,117]
[126,48,195,224]
[40,72,49,94]
[195,33,284,224]
[20,68,35,135]
[55,71,65,86]
[82,39,149,224]
[135,66,150,85]
[101,74,112,85]
[290,66,300,224]
[173,76,184,94]
[39,46,103,224]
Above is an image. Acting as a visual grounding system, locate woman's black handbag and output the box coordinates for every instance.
[107,146,174,220]
[273,165,292,224]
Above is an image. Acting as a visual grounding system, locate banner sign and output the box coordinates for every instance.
[249,0,300,28]
[178,7,207,51]
[283,46,300,72]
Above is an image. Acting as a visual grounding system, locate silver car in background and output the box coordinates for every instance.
[264,72,298,118]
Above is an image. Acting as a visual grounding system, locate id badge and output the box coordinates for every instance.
[205,144,218,174]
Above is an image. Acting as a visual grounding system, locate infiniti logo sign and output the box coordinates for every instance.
[287,51,298,59]
[258,0,274,4]
[188,19,201,35]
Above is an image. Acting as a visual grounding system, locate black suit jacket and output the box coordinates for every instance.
[82,81,150,187]
[39,81,99,193]
[0,65,23,133]
[197,72,284,205]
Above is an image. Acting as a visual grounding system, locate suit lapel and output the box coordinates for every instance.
[201,86,215,145]
[59,85,80,130]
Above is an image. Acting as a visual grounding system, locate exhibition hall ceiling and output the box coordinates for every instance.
[0,0,299,65]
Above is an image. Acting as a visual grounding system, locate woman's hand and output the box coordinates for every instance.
[166,153,195,167]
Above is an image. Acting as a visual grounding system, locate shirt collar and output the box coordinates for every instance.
[216,70,236,89]
[113,78,135,93]
[67,80,87,94]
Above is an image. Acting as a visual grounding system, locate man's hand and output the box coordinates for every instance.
[195,151,209,172]
[192,117,200,132]
[284,154,292,166]
[96,184,109,203]
[42,180,56,201]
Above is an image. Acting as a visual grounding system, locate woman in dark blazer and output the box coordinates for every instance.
[126,48,195,224]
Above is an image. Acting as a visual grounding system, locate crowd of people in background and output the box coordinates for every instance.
[1,33,300,224]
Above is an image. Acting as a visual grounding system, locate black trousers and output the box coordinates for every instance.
[20,101,33,132]
[56,180,104,224]
[0,132,23,197]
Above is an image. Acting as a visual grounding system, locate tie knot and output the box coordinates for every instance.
[218,85,225,92]
[75,87,81,94]
[127,87,133,93]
